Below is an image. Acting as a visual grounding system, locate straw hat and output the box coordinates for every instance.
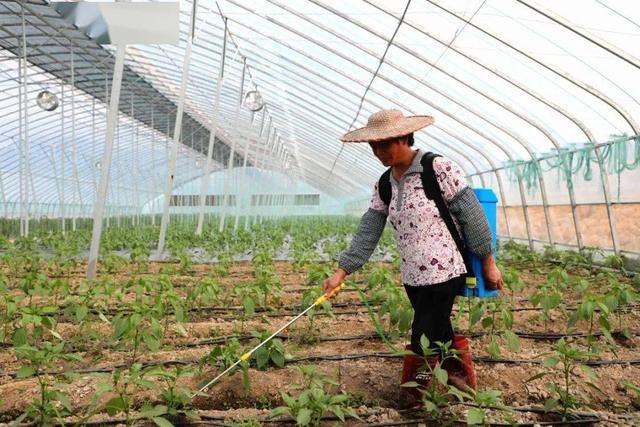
[341,109,434,142]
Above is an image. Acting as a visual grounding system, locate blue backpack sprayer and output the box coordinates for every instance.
[377,152,499,298]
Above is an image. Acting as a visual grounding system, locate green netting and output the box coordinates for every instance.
[504,135,640,199]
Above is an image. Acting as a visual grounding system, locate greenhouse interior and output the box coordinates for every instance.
[1,0,640,425]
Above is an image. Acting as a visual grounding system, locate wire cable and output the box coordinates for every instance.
[326,0,413,178]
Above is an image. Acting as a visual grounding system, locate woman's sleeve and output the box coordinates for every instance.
[338,183,388,274]
[434,157,493,258]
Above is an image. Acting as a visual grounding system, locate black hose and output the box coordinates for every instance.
[3,348,640,379]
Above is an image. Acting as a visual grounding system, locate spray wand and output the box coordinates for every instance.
[192,283,346,398]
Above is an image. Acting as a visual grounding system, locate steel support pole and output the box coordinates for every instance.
[535,156,554,249]
[60,81,66,233]
[132,94,140,227]
[218,61,246,232]
[245,111,266,229]
[156,1,198,257]
[250,117,271,227]
[566,175,584,251]
[71,46,81,232]
[17,37,24,237]
[91,98,97,195]
[233,111,254,231]
[255,127,274,226]
[48,146,63,227]
[86,45,127,280]
[196,22,227,236]
[20,6,30,237]
[151,103,156,225]
[0,139,6,218]
[115,120,121,228]
[593,146,620,254]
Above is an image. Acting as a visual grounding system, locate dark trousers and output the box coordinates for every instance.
[404,276,465,356]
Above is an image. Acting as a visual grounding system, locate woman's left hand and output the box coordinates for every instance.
[482,256,504,290]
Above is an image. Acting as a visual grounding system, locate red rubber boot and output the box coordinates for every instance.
[399,345,440,408]
[451,335,477,390]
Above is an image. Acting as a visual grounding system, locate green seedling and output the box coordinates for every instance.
[200,338,251,394]
[501,265,525,306]
[14,340,82,426]
[97,364,156,426]
[530,280,563,332]
[365,265,395,291]
[270,366,359,427]
[568,279,614,354]
[250,330,288,369]
[306,263,332,288]
[110,300,163,364]
[370,281,413,338]
[146,365,200,422]
[299,287,334,343]
[602,273,637,339]
[480,298,519,358]
[465,388,511,426]
[526,338,599,420]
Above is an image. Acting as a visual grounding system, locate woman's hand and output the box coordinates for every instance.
[482,256,504,290]
[323,268,347,294]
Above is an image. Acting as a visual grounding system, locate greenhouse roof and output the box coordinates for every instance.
[0,0,639,206]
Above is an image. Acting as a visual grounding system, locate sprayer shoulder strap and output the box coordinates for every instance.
[378,152,438,206]
[377,153,470,263]
[421,154,467,257]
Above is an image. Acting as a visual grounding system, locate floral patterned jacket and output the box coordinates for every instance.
[338,149,493,287]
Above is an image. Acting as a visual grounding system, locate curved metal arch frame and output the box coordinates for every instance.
[200,8,516,232]
[358,0,605,252]
[265,0,571,249]
[239,62,476,192]
[12,1,245,167]
[222,0,632,251]
[213,12,505,173]
[0,0,624,254]
[251,75,481,190]
[424,0,639,135]
[217,1,542,247]
[197,22,494,184]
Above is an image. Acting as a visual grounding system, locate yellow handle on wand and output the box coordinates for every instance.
[314,283,345,305]
[238,283,345,365]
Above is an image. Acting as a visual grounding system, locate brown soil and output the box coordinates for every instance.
[0,260,638,426]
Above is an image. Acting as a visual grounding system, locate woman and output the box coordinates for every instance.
[323,109,503,403]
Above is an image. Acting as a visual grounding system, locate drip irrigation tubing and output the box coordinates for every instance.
[504,259,639,282]
[2,351,640,379]
[5,297,637,325]
[361,418,599,427]
[161,329,640,349]
[4,325,636,355]
[4,406,607,427]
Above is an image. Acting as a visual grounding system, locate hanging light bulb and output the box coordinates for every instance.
[36,90,59,111]
[95,160,102,170]
[244,90,264,112]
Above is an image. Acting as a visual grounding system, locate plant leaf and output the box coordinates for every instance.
[525,372,546,383]
[434,366,448,385]
[296,408,312,426]
[105,396,127,416]
[543,356,559,368]
[16,365,35,379]
[466,408,485,425]
[152,417,174,427]
[503,329,520,352]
